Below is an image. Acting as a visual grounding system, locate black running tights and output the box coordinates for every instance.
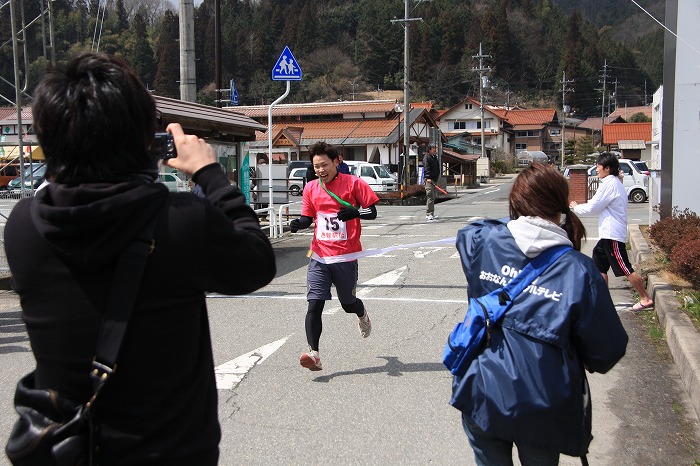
[305,299,365,350]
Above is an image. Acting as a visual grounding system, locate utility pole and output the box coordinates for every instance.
[390,0,426,195]
[214,0,221,107]
[473,43,491,161]
[597,60,609,147]
[505,88,513,110]
[179,0,197,102]
[560,71,574,165]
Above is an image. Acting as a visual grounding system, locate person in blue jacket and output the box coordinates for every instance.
[451,163,628,465]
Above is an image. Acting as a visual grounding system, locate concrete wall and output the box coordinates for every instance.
[662,0,700,216]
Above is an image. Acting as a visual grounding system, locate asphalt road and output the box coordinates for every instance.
[1,176,698,465]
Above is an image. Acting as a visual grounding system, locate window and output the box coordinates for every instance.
[516,130,538,137]
[549,129,561,136]
[376,165,392,179]
[451,121,466,130]
[465,104,473,110]
[360,166,375,178]
[515,143,527,151]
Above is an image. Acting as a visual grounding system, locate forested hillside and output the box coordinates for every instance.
[0,0,665,117]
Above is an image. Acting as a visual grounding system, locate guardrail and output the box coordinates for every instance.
[277,200,301,237]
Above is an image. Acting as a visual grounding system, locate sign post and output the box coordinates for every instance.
[268,46,302,234]
[229,79,239,106]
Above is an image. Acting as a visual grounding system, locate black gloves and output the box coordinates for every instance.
[337,207,360,222]
[290,216,312,233]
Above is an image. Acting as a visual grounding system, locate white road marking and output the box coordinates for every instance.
[323,266,407,315]
[450,251,460,259]
[208,294,465,304]
[413,246,448,258]
[215,336,291,390]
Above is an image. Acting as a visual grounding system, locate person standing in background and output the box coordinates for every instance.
[423,143,440,221]
[337,154,350,174]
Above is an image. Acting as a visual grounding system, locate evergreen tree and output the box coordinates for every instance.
[355,0,403,89]
[194,0,214,91]
[115,0,129,34]
[153,10,180,98]
[128,9,156,89]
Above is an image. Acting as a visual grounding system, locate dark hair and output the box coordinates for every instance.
[308,141,338,161]
[32,52,157,183]
[597,152,620,176]
[509,163,586,251]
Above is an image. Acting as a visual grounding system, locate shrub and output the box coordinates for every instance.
[649,207,700,255]
[491,160,509,174]
[378,184,425,200]
[670,237,700,289]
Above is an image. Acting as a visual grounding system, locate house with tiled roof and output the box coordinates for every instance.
[579,106,652,147]
[437,97,592,165]
[608,105,652,122]
[602,122,652,160]
[436,97,506,155]
[230,100,455,184]
[0,100,266,185]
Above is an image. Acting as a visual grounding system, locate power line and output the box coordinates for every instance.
[628,0,700,56]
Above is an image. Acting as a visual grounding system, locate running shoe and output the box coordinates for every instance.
[426,214,434,221]
[299,350,322,371]
[358,312,372,338]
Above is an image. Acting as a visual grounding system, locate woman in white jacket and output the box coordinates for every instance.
[570,152,654,311]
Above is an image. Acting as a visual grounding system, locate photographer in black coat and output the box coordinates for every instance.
[5,52,276,465]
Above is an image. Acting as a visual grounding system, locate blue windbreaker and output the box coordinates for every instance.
[450,219,628,457]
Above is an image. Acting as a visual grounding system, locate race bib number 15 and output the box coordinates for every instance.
[316,211,348,241]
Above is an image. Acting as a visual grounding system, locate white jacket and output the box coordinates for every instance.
[572,174,628,242]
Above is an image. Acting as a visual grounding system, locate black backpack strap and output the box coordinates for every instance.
[90,217,158,390]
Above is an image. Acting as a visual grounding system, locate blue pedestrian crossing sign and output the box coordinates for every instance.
[229,79,239,105]
[272,46,302,81]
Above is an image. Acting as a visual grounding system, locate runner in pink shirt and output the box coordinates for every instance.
[290,141,379,371]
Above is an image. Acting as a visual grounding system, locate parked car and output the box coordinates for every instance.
[0,163,20,189]
[288,160,311,174]
[632,160,650,176]
[345,161,398,192]
[288,167,307,196]
[7,163,47,191]
[564,159,649,203]
[158,172,189,192]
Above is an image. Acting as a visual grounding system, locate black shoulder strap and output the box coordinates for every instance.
[90,217,158,388]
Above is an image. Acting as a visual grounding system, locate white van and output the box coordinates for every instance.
[345,161,398,192]
[565,159,649,203]
[617,159,649,203]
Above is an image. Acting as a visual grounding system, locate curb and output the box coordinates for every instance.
[629,224,700,419]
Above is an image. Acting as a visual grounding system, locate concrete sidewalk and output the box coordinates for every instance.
[629,225,700,420]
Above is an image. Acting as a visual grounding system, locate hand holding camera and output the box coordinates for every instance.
[160,123,216,177]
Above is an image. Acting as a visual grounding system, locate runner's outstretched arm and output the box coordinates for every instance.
[338,204,377,221]
[290,215,313,232]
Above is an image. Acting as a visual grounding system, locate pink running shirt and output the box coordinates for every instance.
[301,173,379,259]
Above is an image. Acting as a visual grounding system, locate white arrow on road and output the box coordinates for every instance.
[323,266,406,315]
[215,336,291,390]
